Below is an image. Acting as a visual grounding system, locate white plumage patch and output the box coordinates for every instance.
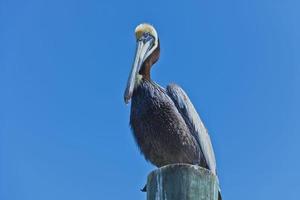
[135,23,159,60]
[135,23,158,40]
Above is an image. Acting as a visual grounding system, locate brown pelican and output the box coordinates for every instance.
[124,23,221,197]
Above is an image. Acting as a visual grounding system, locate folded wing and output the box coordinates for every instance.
[166,84,217,174]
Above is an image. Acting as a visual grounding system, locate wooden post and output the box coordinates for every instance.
[146,164,219,200]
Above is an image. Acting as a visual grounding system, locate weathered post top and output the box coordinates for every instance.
[147,164,219,200]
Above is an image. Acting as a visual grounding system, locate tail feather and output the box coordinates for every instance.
[218,189,222,200]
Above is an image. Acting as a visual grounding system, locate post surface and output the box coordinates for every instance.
[147,164,219,200]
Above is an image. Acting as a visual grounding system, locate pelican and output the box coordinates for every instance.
[124,23,221,198]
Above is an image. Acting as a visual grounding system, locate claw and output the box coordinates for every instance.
[140,184,147,192]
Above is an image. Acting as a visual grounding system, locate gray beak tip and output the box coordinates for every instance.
[124,95,131,104]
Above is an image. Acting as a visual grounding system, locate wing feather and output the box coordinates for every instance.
[166,84,217,174]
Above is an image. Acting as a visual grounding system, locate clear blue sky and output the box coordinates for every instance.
[1,0,299,199]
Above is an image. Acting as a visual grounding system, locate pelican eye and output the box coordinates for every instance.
[140,32,154,44]
[143,32,150,37]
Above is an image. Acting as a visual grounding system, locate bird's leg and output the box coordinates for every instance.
[140,184,147,192]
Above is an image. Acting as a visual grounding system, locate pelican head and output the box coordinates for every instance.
[124,23,160,104]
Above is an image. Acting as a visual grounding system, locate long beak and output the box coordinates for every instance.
[124,39,153,104]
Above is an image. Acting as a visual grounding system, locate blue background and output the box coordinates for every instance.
[1,0,299,199]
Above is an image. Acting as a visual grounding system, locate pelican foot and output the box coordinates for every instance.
[140,184,147,192]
